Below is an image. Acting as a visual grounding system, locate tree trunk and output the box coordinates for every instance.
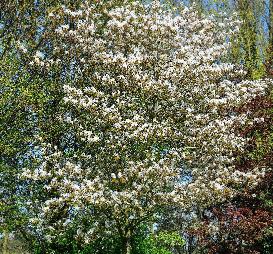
[121,231,132,254]
[125,239,132,254]
[3,230,8,254]
[269,0,273,48]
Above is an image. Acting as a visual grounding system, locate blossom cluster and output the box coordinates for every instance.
[23,0,272,243]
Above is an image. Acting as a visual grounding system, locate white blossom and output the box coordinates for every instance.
[23,0,272,244]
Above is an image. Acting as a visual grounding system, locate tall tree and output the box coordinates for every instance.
[22,1,272,253]
[269,0,273,48]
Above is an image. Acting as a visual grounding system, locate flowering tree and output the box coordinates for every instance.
[22,1,272,253]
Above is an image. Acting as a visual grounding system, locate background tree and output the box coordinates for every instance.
[0,0,87,252]
[194,87,273,254]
